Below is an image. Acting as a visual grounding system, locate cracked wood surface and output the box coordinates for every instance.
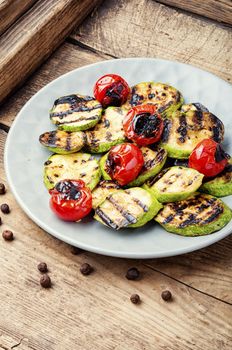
[0,0,232,349]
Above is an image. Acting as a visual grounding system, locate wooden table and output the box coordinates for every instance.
[0,1,232,349]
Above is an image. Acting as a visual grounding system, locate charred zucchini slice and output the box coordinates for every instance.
[94,187,162,230]
[155,193,232,236]
[122,82,184,117]
[86,107,127,153]
[50,94,102,131]
[144,166,204,203]
[43,153,101,190]
[92,180,120,209]
[200,159,232,197]
[99,147,168,187]
[160,110,224,159]
[39,130,86,154]
[181,103,209,113]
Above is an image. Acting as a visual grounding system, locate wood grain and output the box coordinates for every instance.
[0,129,232,350]
[156,0,232,26]
[0,0,37,36]
[1,42,232,304]
[0,0,103,104]
[71,0,232,82]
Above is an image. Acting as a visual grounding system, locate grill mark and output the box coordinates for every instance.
[192,103,209,112]
[104,119,110,128]
[106,131,112,141]
[161,118,172,142]
[179,214,199,228]
[125,191,148,212]
[56,115,99,125]
[50,104,102,118]
[158,101,173,113]
[175,91,181,103]
[163,214,174,224]
[47,130,58,147]
[147,168,170,187]
[155,148,166,163]
[107,196,137,224]
[202,206,223,224]
[54,94,95,106]
[193,111,203,129]
[65,133,72,151]
[95,208,120,230]
[177,114,188,143]
[99,181,120,189]
[210,114,224,143]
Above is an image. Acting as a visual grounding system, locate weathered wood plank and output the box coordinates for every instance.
[156,0,232,26]
[0,0,103,104]
[71,0,232,82]
[0,130,232,350]
[0,0,37,36]
[0,43,109,126]
[0,42,232,304]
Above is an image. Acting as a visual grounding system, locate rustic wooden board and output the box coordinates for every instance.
[71,0,232,82]
[0,0,37,36]
[156,0,232,26]
[1,131,232,350]
[0,0,103,104]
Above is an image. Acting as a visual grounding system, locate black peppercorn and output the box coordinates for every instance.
[1,203,10,214]
[0,183,6,195]
[2,230,14,241]
[161,290,172,301]
[126,267,140,280]
[80,263,93,275]
[37,262,48,273]
[130,294,141,304]
[40,274,51,288]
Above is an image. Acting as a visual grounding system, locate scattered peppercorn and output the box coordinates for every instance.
[70,246,84,255]
[40,274,52,288]
[37,262,48,273]
[126,267,140,280]
[130,294,141,304]
[0,217,2,225]
[1,203,10,214]
[0,183,6,195]
[80,263,93,275]
[2,230,14,241]
[161,290,172,301]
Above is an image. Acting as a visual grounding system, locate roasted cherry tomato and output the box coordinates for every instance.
[189,139,228,177]
[123,104,164,146]
[105,143,144,186]
[93,74,130,108]
[49,179,92,221]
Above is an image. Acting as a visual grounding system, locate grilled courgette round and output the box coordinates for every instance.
[39,130,86,154]
[155,193,232,236]
[92,180,121,209]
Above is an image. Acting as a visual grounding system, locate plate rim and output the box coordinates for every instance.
[4,57,232,259]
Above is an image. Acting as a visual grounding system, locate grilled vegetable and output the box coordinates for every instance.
[122,82,184,117]
[39,130,86,154]
[43,153,101,190]
[94,74,130,108]
[181,103,209,113]
[160,110,224,159]
[94,187,163,230]
[92,180,120,209]
[50,94,102,131]
[100,147,167,187]
[86,107,127,153]
[155,193,232,236]
[200,158,232,197]
[143,166,204,203]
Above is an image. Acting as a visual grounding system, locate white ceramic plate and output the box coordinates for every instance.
[4,58,232,258]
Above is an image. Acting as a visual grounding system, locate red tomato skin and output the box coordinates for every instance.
[123,104,164,146]
[94,74,130,108]
[49,180,92,221]
[106,143,144,186]
[189,139,228,177]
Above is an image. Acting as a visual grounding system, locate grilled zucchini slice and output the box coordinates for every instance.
[39,130,86,154]
[200,159,232,197]
[92,181,120,209]
[144,166,204,203]
[94,187,162,230]
[43,153,101,190]
[86,107,127,153]
[155,193,232,236]
[50,94,102,131]
[99,147,168,187]
[181,103,209,113]
[122,82,184,117]
[160,110,224,159]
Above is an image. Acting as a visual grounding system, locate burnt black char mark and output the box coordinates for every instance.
[99,180,120,189]
[57,115,99,125]
[163,214,174,224]
[104,119,110,128]
[50,104,102,118]
[202,206,223,224]
[193,111,203,129]
[125,191,148,212]
[130,87,144,106]
[65,133,72,151]
[146,168,170,187]
[192,103,209,112]
[215,144,229,163]
[177,114,188,143]
[179,214,199,228]
[95,208,120,230]
[54,94,94,106]
[210,114,224,143]
[47,130,58,147]
[107,196,137,224]
[161,118,172,142]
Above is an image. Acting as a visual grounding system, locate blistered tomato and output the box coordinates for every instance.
[49,179,92,221]
[123,104,164,146]
[93,74,130,108]
[105,143,144,186]
[189,139,228,177]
